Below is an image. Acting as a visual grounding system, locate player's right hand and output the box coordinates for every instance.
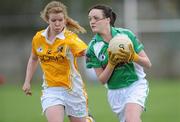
[108,51,118,67]
[22,82,32,96]
[108,50,124,68]
[117,49,131,63]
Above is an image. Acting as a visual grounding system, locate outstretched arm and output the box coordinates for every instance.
[22,52,38,96]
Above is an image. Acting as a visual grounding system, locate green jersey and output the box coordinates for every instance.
[86,27,146,89]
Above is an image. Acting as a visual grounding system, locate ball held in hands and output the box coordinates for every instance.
[108,34,133,63]
[108,34,133,54]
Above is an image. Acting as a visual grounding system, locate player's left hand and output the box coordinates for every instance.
[128,44,139,62]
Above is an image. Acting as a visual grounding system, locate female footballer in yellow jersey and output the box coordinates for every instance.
[22,1,94,122]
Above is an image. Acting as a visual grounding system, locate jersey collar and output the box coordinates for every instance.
[94,27,119,42]
[41,27,66,40]
[111,27,119,37]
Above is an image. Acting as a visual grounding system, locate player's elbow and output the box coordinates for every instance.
[148,62,152,69]
[98,77,108,85]
[144,60,152,69]
[100,81,107,85]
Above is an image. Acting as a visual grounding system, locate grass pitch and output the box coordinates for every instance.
[0,79,179,122]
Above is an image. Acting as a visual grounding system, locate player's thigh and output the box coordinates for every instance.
[126,78,149,108]
[45,105,65,122]
[65,91,88,117]
[124,103,143,122]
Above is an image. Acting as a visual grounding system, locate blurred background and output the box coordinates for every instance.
[0,0,180,122]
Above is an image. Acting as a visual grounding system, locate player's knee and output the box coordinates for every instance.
[125,115,141,122]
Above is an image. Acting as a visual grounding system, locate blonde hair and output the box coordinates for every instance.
[40,1,86,33]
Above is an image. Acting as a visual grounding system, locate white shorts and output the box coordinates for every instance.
[41,87,88,117]
[107,78,149,121]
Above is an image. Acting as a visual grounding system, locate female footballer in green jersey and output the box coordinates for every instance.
[86,4,152,122]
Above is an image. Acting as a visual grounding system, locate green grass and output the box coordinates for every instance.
[0,79,180,122]
[142,79,180,122]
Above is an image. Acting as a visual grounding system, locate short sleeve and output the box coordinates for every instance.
[69,35,87,56]
[31,34,38,56]
[86,42,102,68]
[125,30,144,53]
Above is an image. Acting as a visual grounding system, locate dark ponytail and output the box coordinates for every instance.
[109,10,116,27]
